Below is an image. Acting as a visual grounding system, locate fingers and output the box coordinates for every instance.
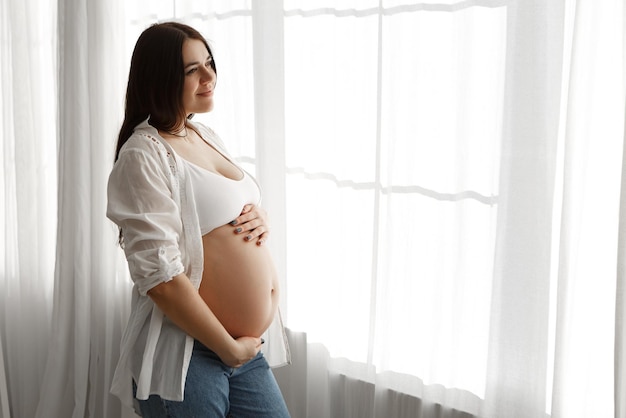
[227,336,264,368]
[229,205,270,244]
[257,231,270,246]
[231,205,267,225]
[233,217,263,233]
[233,222,267,241]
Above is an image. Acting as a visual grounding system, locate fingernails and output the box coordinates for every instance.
[230,220,238,226]
[235,227,242,233]
[245,235,252,241]
[258,240,264,246]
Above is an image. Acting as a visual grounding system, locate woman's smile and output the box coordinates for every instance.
[197,88,213,97]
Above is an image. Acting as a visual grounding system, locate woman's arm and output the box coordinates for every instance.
[147,273,262,367]
[108,144,261,367]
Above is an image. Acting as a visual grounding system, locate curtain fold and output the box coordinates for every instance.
[0,0,57,417]
[34,0,134,417]
[482,1,564,415]
[0,335,7,418]
[616,103,626,418]
[551,1,624,416]
[251,0,289,310]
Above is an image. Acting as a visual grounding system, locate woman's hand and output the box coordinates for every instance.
[219,336,264,368]
[230,204,270,245]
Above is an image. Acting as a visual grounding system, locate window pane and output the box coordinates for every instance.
[380,7,506,195]
[285,13,379,182]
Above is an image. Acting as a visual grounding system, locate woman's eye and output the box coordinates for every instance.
[186,68,197,75]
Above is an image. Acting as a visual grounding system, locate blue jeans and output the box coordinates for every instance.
[135,340,290,417]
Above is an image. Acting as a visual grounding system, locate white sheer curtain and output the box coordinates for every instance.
[0,0,133,416]
[274,0,624,417]
[1,1,57,417]
[617,106,626,418]
[1,0,624,417]
[550,1,624,416]
[31,0,134,417]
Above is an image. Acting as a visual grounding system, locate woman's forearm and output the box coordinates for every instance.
[147,273,259,367]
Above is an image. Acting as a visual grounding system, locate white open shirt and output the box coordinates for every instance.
[107,119,290,410]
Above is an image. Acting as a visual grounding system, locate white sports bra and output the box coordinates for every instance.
[182,158,261,235]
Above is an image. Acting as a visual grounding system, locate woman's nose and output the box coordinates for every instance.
[201,66,215,84]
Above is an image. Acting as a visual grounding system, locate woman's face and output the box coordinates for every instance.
[181,39,216,116]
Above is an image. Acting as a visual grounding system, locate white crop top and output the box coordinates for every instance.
[182,158,261,235]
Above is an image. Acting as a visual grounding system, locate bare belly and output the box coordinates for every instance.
[198,223,279,338]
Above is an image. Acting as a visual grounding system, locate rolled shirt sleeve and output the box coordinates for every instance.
[107,143,185,295]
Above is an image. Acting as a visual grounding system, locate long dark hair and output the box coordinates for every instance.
[115,22,216,161]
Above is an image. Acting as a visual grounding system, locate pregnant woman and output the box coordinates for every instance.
[107,22,290,417]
